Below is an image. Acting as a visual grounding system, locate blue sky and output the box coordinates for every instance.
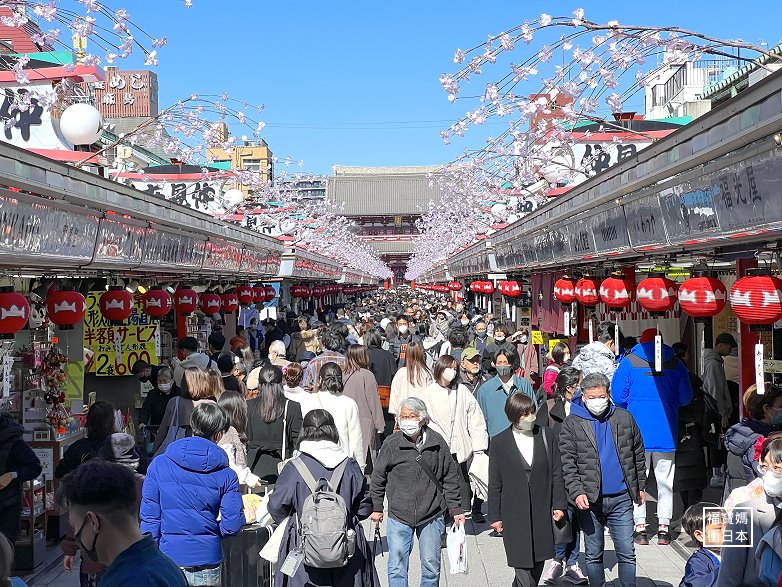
[122,0,781,175]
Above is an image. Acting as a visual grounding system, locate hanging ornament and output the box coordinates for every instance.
[173,287,198,316]
[678,275,727,318]
[0,287,30,337]
[236,284,255,306]
[199,292,222,315]
[264,285,276,302]
[46,289,86,329]
[599,274,633,309]
[220,292,239,314]
[575,277,600,307]
[553,277,577,304]
[730,273,782,326]
[142,287,171,319]
[99,287,133,325]
[253,285,267,304]
[636,275,678,314]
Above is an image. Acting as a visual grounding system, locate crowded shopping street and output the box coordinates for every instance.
[2,2,782,587]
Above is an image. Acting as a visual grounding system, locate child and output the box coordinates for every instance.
[680,502,724,587]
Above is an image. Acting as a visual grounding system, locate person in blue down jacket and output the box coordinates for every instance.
[612,328,692,546]
[141,402,244,587]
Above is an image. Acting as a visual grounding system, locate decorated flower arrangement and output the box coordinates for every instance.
[42,348,69,432]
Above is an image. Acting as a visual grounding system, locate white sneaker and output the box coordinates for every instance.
[563,564,589,584]
[541,560,564,584]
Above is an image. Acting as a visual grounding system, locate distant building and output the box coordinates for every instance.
[328,165,442,281]
[207,128,274,194]
[278,176,327,201]
[701,43,782,107]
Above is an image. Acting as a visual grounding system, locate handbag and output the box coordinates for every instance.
[259,515,291,563]
[541,428,573,544]
[277,401,290,475]
[156,397,187,456]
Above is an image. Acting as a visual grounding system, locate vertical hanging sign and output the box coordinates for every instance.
[756,343,766,395]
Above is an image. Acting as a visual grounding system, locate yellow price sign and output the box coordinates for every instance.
[531,330,544,345]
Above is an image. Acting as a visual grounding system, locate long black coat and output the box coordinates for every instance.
[366,346,398,387]
[674,396,708,492]
[488,426,567,569]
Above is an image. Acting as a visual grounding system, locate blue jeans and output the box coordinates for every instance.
[387,514,445,587]
[576,492,636,587]
[180,565,220,587]
[553,504,581,567]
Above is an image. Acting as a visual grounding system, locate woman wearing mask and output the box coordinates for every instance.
[246,365,303,484]
[724,384,782,494]
[138,367,179,429]
[542,367,589,585]
[480,324,521,376]
[489,393,568,586]
[217,391,260,488]
[342,345,385,470]
[542,342,571,399]
[417,355,489,516]
[718,435,782,586]
[299,362,365,470]
[388,342,432,416]
[365,330,398,434]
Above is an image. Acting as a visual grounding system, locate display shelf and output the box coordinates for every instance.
[14,474,46,570]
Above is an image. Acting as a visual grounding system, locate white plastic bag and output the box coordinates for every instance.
[446,523,468,574]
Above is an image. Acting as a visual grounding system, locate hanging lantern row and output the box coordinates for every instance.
[498,280,523,298]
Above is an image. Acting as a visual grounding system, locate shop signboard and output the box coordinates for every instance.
[32,448,54,480]
[710,152,782,233]
[588,207,631,253]
[624,192,669,249]
[92,217,146,266]
[141,228,205,270]
[533,232,554,264]
[83,292,158,377]
[659,178,720,244]
[566,218,596,258]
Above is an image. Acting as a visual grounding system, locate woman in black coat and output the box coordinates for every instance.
[365,330,398,438]
[489,393,568,587]
[674,372,709,510]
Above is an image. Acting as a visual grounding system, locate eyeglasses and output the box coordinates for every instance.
[399,415,421,422]
[759,463,782,476]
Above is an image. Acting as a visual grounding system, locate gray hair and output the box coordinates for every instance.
[269,340,286,356]
[580,372,611,393]
[157,366,173,379]
[399,397,430,425]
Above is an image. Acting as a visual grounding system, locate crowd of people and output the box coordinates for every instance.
[4,289,782,587]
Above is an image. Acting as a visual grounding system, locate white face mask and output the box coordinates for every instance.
[520,335,528,344]
[397,325,409,335]
[158,382,173,393]
[461,320,470,327]
[763,471,782,497]
[399,420,422,436]
[494,336,506,343]
[585,397,610,416]
[442,367,457,383]
[514,414,536,432]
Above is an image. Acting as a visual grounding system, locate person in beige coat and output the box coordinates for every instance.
[416,354,489,514]
[299,362,365,471]
[388,342,432,416]
[342,345,385,468]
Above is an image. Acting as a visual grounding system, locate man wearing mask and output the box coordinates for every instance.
[389,314,422,369]
[477,349,544,440]
[559,373,647,587]
[458,348,490,395]
[468,319,490,356]
[137,366,179,428]
[702,333,736,433]
[131,360,160,389]
[480,324,520,376]
[171,337,214,388]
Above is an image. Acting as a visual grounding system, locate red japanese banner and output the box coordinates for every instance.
[84,292,159,376]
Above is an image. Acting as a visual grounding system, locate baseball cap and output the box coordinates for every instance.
[716,332,738,348]
[462,348,482,361]
[640,328,659,344]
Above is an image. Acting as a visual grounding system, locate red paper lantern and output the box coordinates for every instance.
[448,281,463,292]
[481,281,495,294]
[46,289,86,329]
[504,281,523,298]
[290,285,303,298]
[173,288,198,316]
[253,285,267,304]
[434,284,449,293]
[221,293,239,314]
[636,276,678,314]
[199,292,222,315]
[678,276,727,318]
[0,288,29,337]
[142,287,171,318]
[470,281,481,293]
[236,284,254,305]
[553,277,577,304]
[599,276,633,309]
[99,287,133,324]
[264,286,276,301]
[730,275,782,325]
[575,277,600,306]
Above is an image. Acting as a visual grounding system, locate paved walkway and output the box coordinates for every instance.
[25,518,689,586]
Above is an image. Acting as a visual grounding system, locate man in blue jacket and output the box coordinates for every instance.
[612,328,692,546]
[141,403,244,586]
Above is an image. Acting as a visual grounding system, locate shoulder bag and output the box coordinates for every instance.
[541,428,573,544]
[156,397,188,455]
[277,400,290,475]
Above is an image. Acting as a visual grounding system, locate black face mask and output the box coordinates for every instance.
[74,513,100,563]
[138,376,149,383]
